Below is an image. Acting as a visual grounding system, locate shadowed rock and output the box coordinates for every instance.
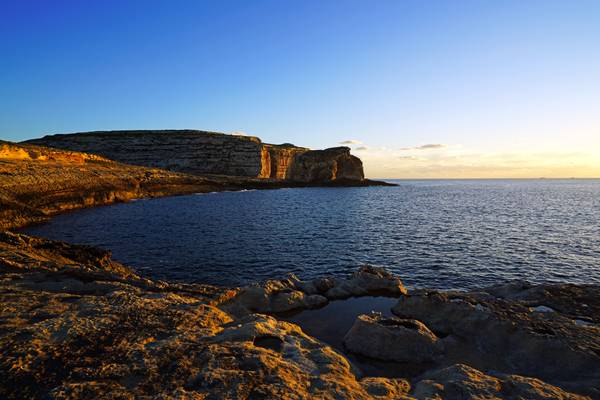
[412,364,589,400]
[344,313,443,363]
[391,286,600,397]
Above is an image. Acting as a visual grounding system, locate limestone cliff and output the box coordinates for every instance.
[25,130,366,183]
[289,146,364,183]
[0,141,237,230]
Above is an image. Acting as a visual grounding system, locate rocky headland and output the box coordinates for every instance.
[25,130,367,183]
[1,136,599,399]
[0,138,387,230]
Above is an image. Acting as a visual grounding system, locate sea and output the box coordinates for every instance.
[22,179,600,290]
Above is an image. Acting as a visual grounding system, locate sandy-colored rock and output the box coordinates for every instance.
[226,266,408,316]
[344,313,443,363]
[25,130,367,183]
[0,141,236,230]
[324,265,408,299]
[288,146,365,182]
[225,278,328,315]
[1,232,410,400]
[0,232,596,399]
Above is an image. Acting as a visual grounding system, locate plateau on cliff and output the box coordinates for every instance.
[24,130,366,184]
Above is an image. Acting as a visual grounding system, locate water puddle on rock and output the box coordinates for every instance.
[280,296,433,378]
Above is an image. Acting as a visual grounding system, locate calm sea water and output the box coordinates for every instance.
[22,180,600,289]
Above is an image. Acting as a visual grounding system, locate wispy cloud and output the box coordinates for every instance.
[340,139,362,145]
[400,143,447,151]
[397,155,420,161]
[355,146,368,151]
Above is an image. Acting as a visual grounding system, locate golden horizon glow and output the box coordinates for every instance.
[355,142,600,179]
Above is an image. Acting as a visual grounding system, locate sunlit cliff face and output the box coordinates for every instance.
[352,142,600,179]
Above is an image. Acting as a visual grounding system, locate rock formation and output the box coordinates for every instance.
[343,314,443,363]
[223,266,407,316]
[25,130,366,183]
[289,146,364,183]
[0,232,414,400]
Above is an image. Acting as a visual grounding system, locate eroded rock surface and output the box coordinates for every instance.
[288,146,365,183]
[0,232,595,399]
[343,314,443,363]
[389,285,600,397]
[0,232,414,400]
[224,266,408,315]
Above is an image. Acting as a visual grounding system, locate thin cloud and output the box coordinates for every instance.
[340,139,362,145]
[398,156,420,161]
[400,143,447,151]
[355,146,368,150]
[417,143,446,150]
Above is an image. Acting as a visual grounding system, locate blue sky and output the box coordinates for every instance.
[1,1,599,177]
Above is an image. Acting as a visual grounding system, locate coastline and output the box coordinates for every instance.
[0,140,393,231]
[1,142,598,399]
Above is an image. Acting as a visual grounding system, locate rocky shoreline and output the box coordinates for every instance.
[1,232,598,399]
[1,138,599,399]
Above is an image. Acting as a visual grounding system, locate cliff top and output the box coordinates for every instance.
[27,129,265,144]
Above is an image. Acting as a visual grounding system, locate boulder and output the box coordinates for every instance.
[324,265,408,299]
[411,364,589,400]
[343,313,443,363]
[224,278,328,315]
[227,266,407,316]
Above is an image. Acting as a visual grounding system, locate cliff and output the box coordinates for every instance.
[0,141,241,230]
[25,130,366,183]
[289,146,364,183]
[0,140,387,230]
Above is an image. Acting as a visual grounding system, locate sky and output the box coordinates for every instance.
[1,0,599,178]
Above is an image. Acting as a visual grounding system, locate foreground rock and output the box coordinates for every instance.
[224,266,408,315]
[343,314,443,363]
[25,130,372,184]
[412,364,588,400]
[0,232,412,399]
[0,232,594,399]
[387,286,600,397]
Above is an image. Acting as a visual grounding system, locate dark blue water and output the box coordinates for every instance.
[22,180,600,289]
